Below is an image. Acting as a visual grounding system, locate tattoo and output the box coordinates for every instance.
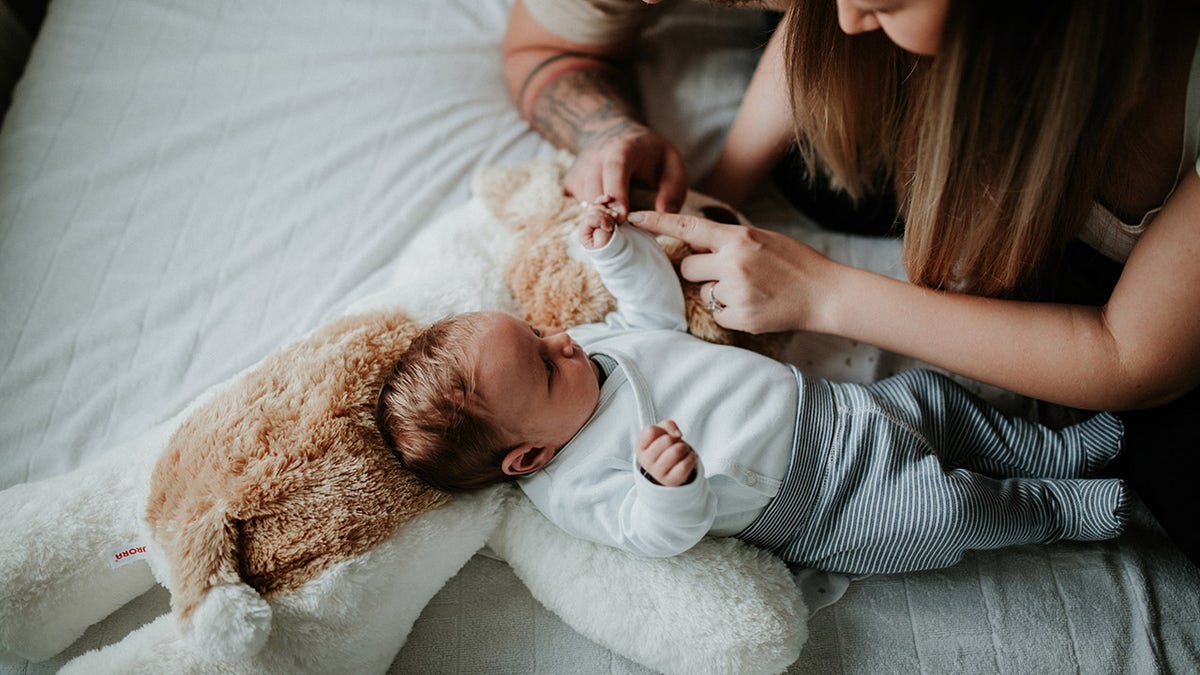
[517,51,604,114]
[528,65,642,153]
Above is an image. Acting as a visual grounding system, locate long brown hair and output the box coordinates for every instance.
[782,0,1154,296]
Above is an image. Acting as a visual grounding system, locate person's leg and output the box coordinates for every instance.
[788,449,1128,575]
[866,369,1123,478]
[779,379,1128,575]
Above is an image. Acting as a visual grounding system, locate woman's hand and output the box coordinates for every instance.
[565,121,688,217]
[627,210,840,334]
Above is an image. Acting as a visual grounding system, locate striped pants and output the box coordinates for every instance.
[737,369,1128,575]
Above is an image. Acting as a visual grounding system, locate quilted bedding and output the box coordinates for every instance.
[0,1,1196,672]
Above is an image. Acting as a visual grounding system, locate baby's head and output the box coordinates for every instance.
[376,311,601,491]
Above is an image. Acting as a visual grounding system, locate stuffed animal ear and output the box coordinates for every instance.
[146,310,449,660]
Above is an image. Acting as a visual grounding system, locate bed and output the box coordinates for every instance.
[1,1,1197,673]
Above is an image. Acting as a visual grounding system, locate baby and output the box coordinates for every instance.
[376,209,1129,575]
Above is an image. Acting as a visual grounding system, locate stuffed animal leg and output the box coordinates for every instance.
[491,496,807,675]
[0,412,186,661]
[56,488,505,674]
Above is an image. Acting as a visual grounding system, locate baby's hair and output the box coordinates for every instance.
[375,314,512,492]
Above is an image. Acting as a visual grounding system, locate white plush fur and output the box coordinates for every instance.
[190,583,273,662]
[492,496,807,675]
[56,489,507,674]
[0,414,180,661]
[345,198,521,321]
[0,160,808,673]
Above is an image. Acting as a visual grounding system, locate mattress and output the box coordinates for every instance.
[0,0,1196,673]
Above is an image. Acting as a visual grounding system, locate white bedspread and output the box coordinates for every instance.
[1,1,1196,673]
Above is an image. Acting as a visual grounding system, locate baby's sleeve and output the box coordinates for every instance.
[616,461,717,557]
[527,452,717,559]
[585,225,688,332]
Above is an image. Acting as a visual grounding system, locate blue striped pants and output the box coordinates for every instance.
[737,369,1128,575]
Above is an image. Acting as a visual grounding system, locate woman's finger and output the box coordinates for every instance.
[676,251,729,284]
[626,211,731,252]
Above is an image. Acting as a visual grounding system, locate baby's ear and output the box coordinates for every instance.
[501,444,556,476]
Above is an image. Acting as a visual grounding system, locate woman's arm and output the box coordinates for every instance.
[629,171,1200,410]
[697,19,794,208]
[501,0,687,214]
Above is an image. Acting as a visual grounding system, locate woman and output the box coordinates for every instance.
[625,0,1200,565]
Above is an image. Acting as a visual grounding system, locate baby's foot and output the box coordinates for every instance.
[1046,479,1129,541]
[1073,412,1125,476]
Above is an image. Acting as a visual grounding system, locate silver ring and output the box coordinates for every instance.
[706,283,725,313]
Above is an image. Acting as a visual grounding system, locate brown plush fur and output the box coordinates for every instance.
[147,311,448,625]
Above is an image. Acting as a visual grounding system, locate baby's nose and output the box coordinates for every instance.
[549,331,576,355]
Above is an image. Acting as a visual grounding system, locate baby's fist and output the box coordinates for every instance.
[577,196,619,249]
[636,420,697,487]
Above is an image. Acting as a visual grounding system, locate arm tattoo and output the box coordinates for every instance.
[528,63,643,152]
[516,51,606,113]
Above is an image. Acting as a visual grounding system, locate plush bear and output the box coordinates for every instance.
[0,154,808,675]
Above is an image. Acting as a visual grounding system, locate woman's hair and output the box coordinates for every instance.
[781,0,1155,296]
[375,315,513,492]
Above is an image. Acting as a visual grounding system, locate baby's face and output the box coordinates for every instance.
[467,312,601,453]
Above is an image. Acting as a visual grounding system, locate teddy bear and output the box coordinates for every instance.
[0,153,808,675]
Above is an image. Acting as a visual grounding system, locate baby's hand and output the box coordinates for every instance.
[636,420,697,487]
[577,195,621,249]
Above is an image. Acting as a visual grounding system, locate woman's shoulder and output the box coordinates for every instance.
[1094,11,1199,226]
